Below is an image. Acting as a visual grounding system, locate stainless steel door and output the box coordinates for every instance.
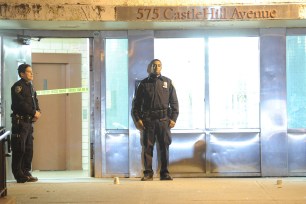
[1,36,31,180]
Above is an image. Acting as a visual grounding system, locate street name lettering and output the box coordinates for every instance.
[116,5,299,21]
[135,7,276,20]
[232,8,277,19]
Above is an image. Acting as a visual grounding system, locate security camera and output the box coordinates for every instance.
[17,35,31,45]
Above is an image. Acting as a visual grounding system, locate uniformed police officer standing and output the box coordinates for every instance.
[11,64,41,183]
[132,59,179,181]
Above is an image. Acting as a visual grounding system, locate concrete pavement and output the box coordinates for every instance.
[1,177,306,203]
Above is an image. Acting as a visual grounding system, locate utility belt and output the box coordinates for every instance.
[143,109,168,120]
[11,114,33,123]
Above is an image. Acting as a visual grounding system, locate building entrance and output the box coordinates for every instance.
[26,29,302,178]
[95,32,261,177]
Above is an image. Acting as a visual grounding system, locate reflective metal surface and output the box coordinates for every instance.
[209,132,260,173]
[92,32,103,177]
[105,133,129,175]
[169,133,206,174]
[128,30,154,177]
[260,28,288,176]
[288,132,306,175]
[2,36,31,180]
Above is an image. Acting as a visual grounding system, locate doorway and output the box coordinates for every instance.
[97,34,261,177]
[32,53,82,171]
[30,38,91,178]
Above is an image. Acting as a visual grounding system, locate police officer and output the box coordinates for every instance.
[132,59,179,181]
[11,63,41,183]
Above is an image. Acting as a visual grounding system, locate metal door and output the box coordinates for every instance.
[1,36,31,180]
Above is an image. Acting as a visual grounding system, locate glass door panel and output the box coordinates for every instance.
[208,37,260,128]
[105,39,129,129]
[286,36,306,174]
[286,36,306,129]
[154,38,205,129]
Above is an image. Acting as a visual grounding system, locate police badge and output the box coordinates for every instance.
[15,86,22,93]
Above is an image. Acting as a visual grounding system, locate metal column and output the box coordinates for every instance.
[260,28,288,176]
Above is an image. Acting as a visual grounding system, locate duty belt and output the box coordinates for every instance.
[143,109,168,119]
[11,114,33,123]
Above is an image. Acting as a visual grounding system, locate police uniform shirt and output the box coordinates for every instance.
[11,78,40,117]
[132,74,179,122]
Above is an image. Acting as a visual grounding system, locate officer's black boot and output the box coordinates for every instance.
[141,170,153,181]
[14,172,29,183]
[141,174,153,181]
[24,171,38,182]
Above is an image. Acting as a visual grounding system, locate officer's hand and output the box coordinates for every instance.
[33,111,41,122]
[136,120,144,130]
[169,120,176,128]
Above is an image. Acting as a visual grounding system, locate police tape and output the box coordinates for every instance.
[36,87,88,95]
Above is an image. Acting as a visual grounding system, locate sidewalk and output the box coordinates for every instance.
[1,177,306,204]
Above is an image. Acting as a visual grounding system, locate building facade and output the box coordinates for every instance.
[1,0,306,178]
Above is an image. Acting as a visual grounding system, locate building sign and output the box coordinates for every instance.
[0,3,304,22]
[116,5,302,21]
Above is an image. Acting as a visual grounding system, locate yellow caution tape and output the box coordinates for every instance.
[36,87,88,95]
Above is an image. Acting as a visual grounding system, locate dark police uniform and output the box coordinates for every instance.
[132,74,179,178]
[11,78,40,182]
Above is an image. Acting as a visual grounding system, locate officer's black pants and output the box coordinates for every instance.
[11,120,34,179]
[142,118,172,176]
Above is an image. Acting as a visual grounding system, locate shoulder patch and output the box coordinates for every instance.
[15,86,22,94]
